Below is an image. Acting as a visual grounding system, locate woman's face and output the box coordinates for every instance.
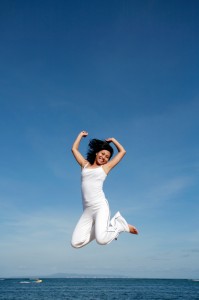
[95,150,111,165]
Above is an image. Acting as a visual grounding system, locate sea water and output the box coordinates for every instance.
[0,278,199,300]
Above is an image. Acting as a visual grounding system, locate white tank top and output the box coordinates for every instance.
[81,165,107,206]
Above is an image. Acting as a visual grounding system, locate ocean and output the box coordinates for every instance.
[0,278,199,300]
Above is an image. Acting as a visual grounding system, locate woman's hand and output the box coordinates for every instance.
[80,131,88,137]
[105,137,114,143]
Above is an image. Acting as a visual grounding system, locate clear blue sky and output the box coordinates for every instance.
[0,0,199,279]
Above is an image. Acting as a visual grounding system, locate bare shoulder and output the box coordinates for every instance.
[102,164,111,175]
[81,160,90,168]
[102,154,125,173]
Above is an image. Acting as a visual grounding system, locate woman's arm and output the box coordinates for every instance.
[71,131,88,167]
[103,137,126,174]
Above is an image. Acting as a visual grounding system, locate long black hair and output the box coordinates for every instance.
[86,139,114,165]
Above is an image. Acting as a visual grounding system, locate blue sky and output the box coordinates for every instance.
[0,0,199,279]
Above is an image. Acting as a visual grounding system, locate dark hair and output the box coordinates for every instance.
[86,139,114,165]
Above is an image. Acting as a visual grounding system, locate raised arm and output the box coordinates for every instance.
[103,137,126,174]
[71,131,88,167]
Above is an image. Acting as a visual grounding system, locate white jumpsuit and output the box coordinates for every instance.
[71,165,129,248]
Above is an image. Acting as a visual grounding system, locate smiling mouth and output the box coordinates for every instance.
[98,158,104,163]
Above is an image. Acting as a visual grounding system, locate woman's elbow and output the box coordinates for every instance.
[71,147,76,154]
[122,149,127,155]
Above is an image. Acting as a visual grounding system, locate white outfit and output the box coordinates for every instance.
[71,165,129,248]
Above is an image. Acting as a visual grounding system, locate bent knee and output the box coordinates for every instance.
[71,236,87,249]
[71,241,78,248]
[96,236,108,246]
[71,239,82,249]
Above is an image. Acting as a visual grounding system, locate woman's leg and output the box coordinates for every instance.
[94,203,124,245]
[71,207,95,248]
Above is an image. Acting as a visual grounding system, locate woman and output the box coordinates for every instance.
[71,131,138,248]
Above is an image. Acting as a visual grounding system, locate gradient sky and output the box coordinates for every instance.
[0,0,199,279]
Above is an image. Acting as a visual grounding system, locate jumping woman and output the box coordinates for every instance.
[71,131,138,249]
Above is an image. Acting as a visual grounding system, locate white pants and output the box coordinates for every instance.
[71,201,128,248]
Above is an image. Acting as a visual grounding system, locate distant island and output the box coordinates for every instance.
[2,273,131,279]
